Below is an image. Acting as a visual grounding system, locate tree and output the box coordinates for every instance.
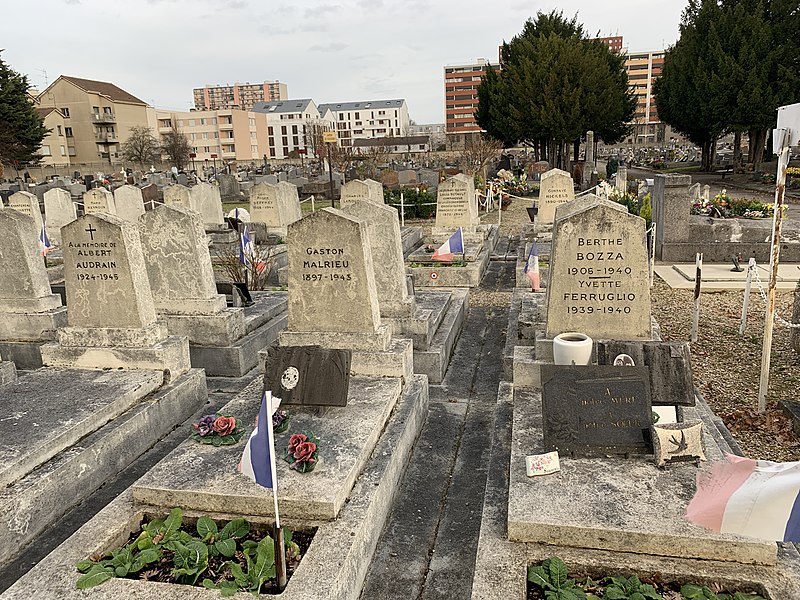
[329,143,356,182]
[121,126,160,169]
[475,11,635,169]
[0,53,49,167]
[160,124,192,171]
[458,135,502,178]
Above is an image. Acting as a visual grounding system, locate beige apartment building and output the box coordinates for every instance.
[35,76,151,165]
[153,108,270,165]
[34,106,71,168]
[193,81,288,111]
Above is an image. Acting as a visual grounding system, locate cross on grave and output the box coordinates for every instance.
[85,224,97,240]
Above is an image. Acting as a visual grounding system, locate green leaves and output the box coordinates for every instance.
[527,558,586,599]
[76,565,114,589]
[680,584,765,600]
[603,574,661,599]
[0,52,50,165]
[172,540,209,585]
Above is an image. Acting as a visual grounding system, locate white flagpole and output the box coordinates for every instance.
[264,392,280,529]
[691,252,702,343]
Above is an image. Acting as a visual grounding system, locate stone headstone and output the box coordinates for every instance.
[546,196,652,340]
[653,174,692,260]
[176,173,189,187]
[69,183,86,198]
[61,213,156,329]
[341,179,384,206]
[537,169,575,224]
[288,177,309,188]
[8,191,43,233]
[701,184,710,201]
[190,182,225,227]
[163,184,192,210]
[140,183,160,209]
[286,208,381,334]
[43,188,77,245]
[217,174,240,198]
[541,365,653,457]
[398,170,417,185]
[113,185,146,222]
[249,183,301,228]
[418,169,439,190]
[528,160,550,182]
[380,170,400,188]
[277,182,302,222]
[688,183,701,200]
[434,174,478,229]
[585,131,595,164]
[616,165,628,193]
[139,205,226,315]
[83,188,116,215]
[340,200,413,317]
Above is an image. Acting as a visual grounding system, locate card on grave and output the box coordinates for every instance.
[263,345,351,407]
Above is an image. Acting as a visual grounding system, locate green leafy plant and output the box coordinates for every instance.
[203,535,275,596]
[527,557,587,600]
[603,574,661,599]
[680,584,765,600]
[196,516,250,558]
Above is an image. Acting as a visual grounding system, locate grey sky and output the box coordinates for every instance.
[4,0,684,123]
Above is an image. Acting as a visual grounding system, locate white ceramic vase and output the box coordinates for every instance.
[552,332,593,366]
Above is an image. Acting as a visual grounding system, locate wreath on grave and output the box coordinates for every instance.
[190,413,246,446]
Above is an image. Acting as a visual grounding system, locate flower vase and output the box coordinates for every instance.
[552,332,593,366]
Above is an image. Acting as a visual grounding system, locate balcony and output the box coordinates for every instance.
[92,112,116,123]
[95,133,118,143]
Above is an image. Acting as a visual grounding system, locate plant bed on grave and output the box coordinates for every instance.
[527,557,767,600]
[75,507,315,596]
[690,190,779,220]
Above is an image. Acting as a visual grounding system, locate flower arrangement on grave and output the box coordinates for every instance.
[190,413,245,446]
[284,432,320,473]
[272,409,290,434]
[690,189,776,219]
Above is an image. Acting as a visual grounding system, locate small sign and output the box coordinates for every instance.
[189,153,197,158]
[297,148,307,155]
[526,451,560,476]
[323,131,337,144]
[264,345,351,407]
[429,271,438,280]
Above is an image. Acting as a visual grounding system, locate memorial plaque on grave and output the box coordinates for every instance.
[263,345,351,407]
[434,174,478,228]
[545,198,651,340]
[537,169,575,224]
[541,365,653,457]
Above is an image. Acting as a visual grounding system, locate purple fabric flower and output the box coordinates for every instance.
[193,414,216,437]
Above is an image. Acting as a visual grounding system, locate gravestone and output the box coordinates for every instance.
[434,174,478,228]
[340,199,413,317]
[217,174,240,198]
[190,182,225,227]
[277,181,302,221]
[585,131,595,164]
[43,188,77,245]
[688,182,701,200]
[546,196,652,340]
[69,183,86,198]
[380,170,400,188]
[8,191,43,233]
[249,182,301,229]
[341,179,384,206]
[83,188,116,215]
[113,185,146,222]
[541,365,653,457]
[537,169,575,224]
[176,173,189,187]
[701,184,710,201]
[285,208,381,335]
[163,184,192,210]
[140,183,160,209]
[398,170,417,185]
[528,160,550,182]
[418,169,439,190]
[652,174,691,260]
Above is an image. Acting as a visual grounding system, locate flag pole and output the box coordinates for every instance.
[264,392,287,590]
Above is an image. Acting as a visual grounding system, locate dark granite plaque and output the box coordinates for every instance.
[541,365,653,457]
[263,345,351,407]
[597,340,695,406]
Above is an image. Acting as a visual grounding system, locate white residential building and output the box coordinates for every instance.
[251,99,335,160]
[317,99,410,147]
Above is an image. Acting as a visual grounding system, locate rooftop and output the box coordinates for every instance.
[54,76,147,105]
[250,99,315,114]
[318,99,405,112]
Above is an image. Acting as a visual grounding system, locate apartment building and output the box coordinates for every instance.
[193,81,288,111]
[624,50,666,144]
[154,108,269,164]
[34,105,71,167]
[317,99,410,148]
[409,123,446,150]
[596,36,624,53]
[444,59,497,149]
[35,76,151,165]
[251,99,334,160]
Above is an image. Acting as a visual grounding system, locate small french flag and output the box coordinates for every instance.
[237,391,279,489]
[524,241,540,291]
[431,227,463,261]
[39,221,51,257]
[687,453,800,542]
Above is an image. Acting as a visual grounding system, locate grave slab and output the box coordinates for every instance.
[0,360,16,385]
[410,288,469,384]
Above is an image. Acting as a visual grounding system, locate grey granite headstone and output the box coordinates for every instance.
[250,182,301,228]
[190,182,225,227]
[286,208,381,334]
[435,174,478,228]
[217,174,240,198]
[546,197,652,340]
[277,182,302,223]
[44,188,77,245]
[537,169,575,224]
[418,169,439,190]
[8,191,43,233]
[653,174,692,260]
[83,188,116,215]
[340,200,413,317]
[113,185,146,223]
[140,183,160,209]
[340,179,384,206]
[398,170,417,185]
[541,364,653,457]
[163,184,192,210]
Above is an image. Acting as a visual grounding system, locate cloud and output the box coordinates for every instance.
[64,0,81,4]
[227,0,247,8]
[309,42,347,52]
[306,4,341,17]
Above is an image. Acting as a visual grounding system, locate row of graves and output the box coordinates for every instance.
[476,177,800,596]
[0,192,442,600]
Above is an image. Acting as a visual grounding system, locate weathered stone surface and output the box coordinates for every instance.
[653,174,692,260]
[190,182,225,227]
[163,184,192,210]
[249,182,301,228]
[537,168,575,224]
[112,185,145,222]
[82,188,116,215]
[398,170,417,185]
[545,197,652,340]
[340,200,413,317]
[340,179,384,206]
[435,174,478,229]
[43,188,76,245]
[140,183,160,208]
[0,359,16,386]
[286,208,382,334]
[792,280,800,354]
[8,191,43,233]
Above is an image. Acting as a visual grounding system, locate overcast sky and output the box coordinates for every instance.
[3,0,684,124]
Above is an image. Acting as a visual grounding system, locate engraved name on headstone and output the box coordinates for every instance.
[537,169,575,224]
[8,191,43,233]
[163,184,192,210]
[83,188,116,215]
[435,174,478,228]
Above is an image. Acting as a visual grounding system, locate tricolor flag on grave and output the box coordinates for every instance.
[237,391,280,489]
[431,227,463,261]
[524,241,540,291]
[239,225,254,266]
[686,453,800,542]
[39,221,51,257]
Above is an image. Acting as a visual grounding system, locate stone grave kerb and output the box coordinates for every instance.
[340,199,414,318]
[61,213,157,330]
[113,185,146,223]
[434,173,478,229]
[537,168,575,225]
[139,205,227,315]
[190,182,225,228]
[163,184,192,210]
[8,191,43,233]
[44,187,77,245]
[284,208,385,344]
[82,188,116,215]
[545,199,652,340]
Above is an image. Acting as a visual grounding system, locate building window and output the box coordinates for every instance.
[65,127,73,137]
[211,118,217,125]
[270,148,276,157]
[282,136,288,146]
[293,136,299,145]
[61,108,70,117]
[60,145,67,156]
[268,126,274,135]
[269,137,274,146]
[41,145,51,156]
[283,146,289,155]
[103,107,112,114]
[251,145,258,153]
[281,126,287,135]
[92,106,99,114]
[202,132,209,139]
[292,125,298,134]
